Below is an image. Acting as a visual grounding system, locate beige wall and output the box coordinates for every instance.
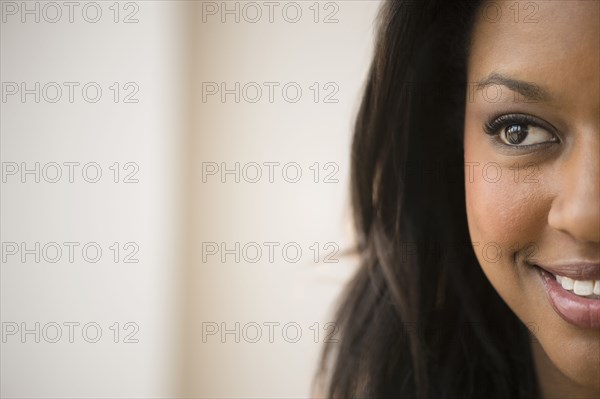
[0,1,380,397]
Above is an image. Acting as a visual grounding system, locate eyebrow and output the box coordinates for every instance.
[475,72,551,102]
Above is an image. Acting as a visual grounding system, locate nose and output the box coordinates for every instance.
[548,133,600,243]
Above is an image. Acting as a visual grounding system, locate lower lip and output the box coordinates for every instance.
[538,267,600,329]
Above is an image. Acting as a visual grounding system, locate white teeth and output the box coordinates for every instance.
[554,275,600,298]
[561,276,575,290]
[573,280,594,296]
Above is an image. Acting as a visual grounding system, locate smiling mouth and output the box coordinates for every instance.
[534,264,600,329]
[554,274,600,299]
[534,261,600,297]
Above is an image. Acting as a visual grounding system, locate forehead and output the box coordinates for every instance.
[468,1,599,105]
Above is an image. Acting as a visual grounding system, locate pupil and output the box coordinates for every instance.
[505,124,528,144]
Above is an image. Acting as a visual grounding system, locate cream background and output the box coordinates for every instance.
[0,1,380,397]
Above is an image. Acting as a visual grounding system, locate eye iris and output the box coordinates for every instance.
[504,124,528,144]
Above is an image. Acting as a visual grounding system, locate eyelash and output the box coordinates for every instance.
[483,113,559,149]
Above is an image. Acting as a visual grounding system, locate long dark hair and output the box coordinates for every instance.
[318,1,540,397]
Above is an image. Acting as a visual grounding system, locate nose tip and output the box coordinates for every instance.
[548,196,600,243]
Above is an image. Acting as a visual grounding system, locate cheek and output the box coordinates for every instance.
[465,171,533,306]
[465,169,548,250]
[463,137,551,312]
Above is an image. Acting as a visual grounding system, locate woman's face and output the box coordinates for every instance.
[464,0,599,396]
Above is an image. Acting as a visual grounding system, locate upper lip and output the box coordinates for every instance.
[534,262,600,280]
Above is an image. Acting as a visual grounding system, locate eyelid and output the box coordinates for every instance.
[483,113,561,149]
[484,113,558,137]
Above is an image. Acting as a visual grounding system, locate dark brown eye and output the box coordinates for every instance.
[484,113,559,149]
[498,123,555,146]
[504,124,528,145]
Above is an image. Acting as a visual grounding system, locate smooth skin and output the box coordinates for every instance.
[464,1,600,398]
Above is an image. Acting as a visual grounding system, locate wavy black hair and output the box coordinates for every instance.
[317,1,540,397]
